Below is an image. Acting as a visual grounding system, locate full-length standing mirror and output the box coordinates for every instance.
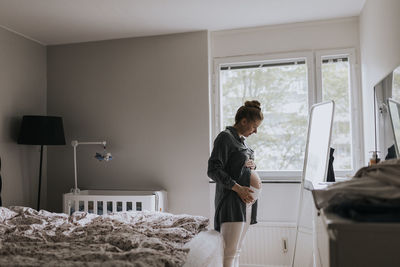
[292,100,335,267]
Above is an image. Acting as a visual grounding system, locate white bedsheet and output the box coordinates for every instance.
[183,229,224,267]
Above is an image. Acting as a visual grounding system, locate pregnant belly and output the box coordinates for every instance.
[250,170,261,189]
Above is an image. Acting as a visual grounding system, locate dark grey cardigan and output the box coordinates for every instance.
[207,126,258,232]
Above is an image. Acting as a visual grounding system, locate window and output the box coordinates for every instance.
[316,50,362,176]
[213,50,361,180]
[320,56,353,171]
[220,59,309,171]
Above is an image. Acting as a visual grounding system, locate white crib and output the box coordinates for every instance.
[63,190,167,215]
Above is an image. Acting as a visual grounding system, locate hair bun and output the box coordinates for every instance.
[244,100,261,110]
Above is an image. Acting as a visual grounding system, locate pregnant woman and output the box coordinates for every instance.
[208,100,263,267]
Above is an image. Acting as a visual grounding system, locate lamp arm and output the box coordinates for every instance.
[71,140,106,147]
[71,140,107,194]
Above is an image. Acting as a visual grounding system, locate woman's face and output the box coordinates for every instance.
[240,119,262,137]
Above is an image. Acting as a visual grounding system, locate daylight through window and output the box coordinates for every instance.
[215,50,361,178]
[391,66,400,101]
[321,56,353,171]
[220,59,309,171]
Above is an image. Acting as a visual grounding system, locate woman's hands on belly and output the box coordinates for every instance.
[232,184,254,204]
[245,159,261,189]
[245,159,256,170]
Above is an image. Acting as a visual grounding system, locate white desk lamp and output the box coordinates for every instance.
[71,140,112,194]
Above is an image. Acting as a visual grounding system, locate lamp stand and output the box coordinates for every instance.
[37,145,44,211]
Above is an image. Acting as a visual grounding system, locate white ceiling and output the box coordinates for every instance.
[0,0,366,45]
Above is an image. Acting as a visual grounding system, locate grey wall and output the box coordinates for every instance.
[0,27,47,208]
[47,31,210,217]
[360,0,400,162]
[212,17,360,58]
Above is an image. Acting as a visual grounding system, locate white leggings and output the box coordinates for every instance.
[221,186,261,267]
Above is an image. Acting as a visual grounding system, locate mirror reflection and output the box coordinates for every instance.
[391,66,400,100]
[374,65,400,160]
[388,98,400,157]
[303,101,335,188]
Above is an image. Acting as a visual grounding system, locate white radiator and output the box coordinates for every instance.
[209,183,312,267]
[63,190,167,215]
[239,222,297,267]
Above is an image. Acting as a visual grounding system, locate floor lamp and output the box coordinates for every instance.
[18,115,66,210]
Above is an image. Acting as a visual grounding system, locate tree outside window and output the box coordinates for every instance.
[321,57,353,171]
[220,62,308,171]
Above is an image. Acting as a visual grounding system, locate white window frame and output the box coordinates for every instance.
[211,49,363,181]
[212,51,315,181]
[315,48,363,177]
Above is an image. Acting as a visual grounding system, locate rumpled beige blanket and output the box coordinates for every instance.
[0,206,209,267]
[312,158,400,210]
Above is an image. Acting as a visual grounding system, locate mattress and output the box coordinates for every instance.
[0,206,216,266]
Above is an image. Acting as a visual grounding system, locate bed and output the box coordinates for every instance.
[0,206,223,266]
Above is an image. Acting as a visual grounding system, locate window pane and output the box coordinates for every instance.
[321,57,352,170]
[220,62,308,171]
[392,66,400,101]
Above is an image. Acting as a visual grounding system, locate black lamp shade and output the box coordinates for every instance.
[18,116,66,145]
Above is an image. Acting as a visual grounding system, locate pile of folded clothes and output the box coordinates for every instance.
[312,158,400,222]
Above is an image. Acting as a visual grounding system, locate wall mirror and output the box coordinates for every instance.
[374,64,400,159]
[387,98,400,157]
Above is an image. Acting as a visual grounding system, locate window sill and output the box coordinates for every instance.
[208,179,301,184]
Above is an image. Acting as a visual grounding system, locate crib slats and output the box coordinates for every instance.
[63,190,165,216]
